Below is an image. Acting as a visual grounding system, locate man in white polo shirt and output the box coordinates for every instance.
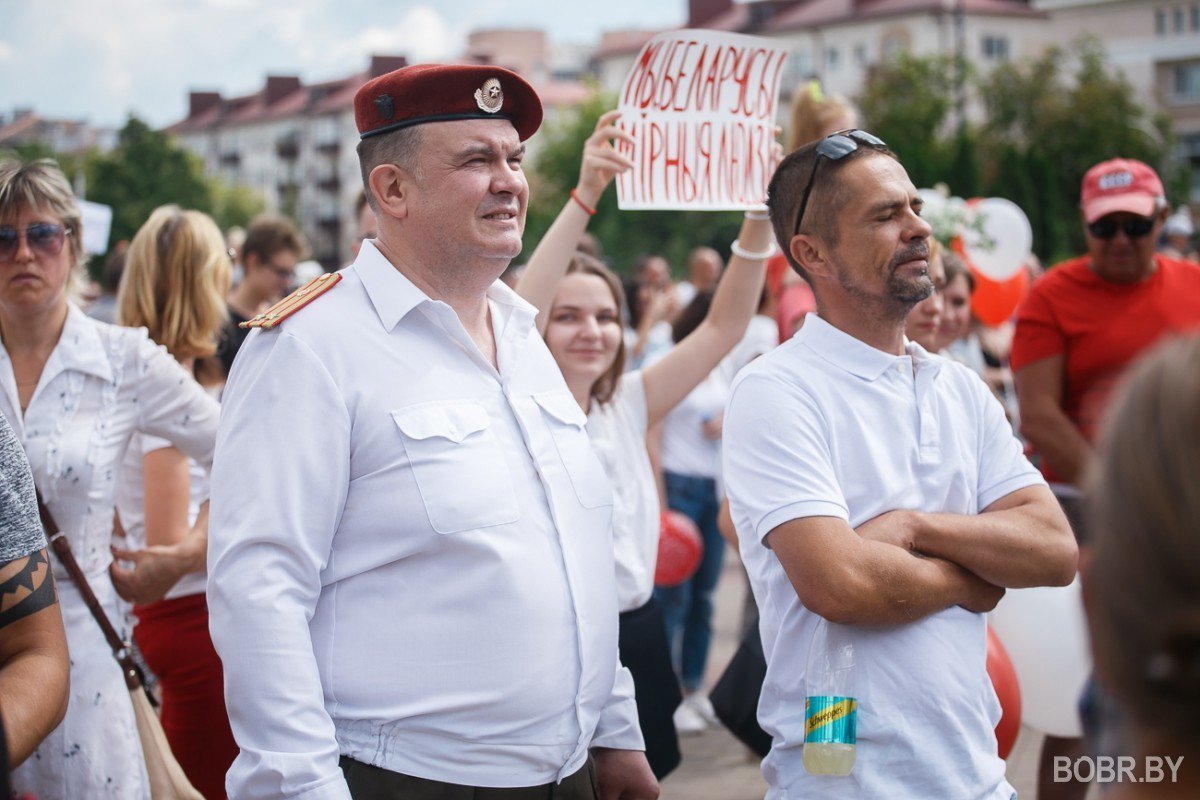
[723,130,1078,799]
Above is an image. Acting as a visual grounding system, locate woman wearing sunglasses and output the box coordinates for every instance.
[0,158,220,799]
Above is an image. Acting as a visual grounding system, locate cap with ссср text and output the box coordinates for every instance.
[1080,158,1165,224]
[354,64,543,142]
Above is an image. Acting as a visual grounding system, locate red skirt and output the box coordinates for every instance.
[134,592,237,800]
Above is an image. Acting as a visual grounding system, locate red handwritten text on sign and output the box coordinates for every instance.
[617,30,788,210]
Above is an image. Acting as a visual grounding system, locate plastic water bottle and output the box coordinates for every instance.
[802,619,858,776]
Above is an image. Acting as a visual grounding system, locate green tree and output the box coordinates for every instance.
[856,52,967,188]
[525,90,742,276]
[209,177,264,232]
[86,116,213,255]
[975,37,1176,261]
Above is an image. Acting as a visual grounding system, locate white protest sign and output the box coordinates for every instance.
[615,29,788,210]
[78,199,113,255]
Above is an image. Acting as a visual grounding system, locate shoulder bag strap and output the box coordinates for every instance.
[35,491,144,692]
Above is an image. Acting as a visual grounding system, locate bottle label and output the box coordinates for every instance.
[804,696,857,744]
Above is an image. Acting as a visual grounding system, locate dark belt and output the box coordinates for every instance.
[340,755,598,800]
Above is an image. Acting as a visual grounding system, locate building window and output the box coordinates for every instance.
[881,29,911,59]
[1175,64,1200,101]
[827,47,840,71]
[1192,4,1199,30]
[982,35,1010,61]
[855,43,868,67]
[1176,6,1186,31]
[1157,8,1166,34]
[788,48,813,83]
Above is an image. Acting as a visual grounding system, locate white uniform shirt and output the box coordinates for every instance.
[586,372,659,612]
[724,313,1042,800]
[208,242,642,800]
[0,304,220,578]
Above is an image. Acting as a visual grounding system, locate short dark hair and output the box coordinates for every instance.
[243,214,305,266]
[356,125,424,211]
[766,139,896,281]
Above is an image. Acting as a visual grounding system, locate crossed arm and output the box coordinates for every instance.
[0,548,69,766]
[766,486,1077,627]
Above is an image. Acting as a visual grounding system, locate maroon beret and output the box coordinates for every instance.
[354,64,543,142]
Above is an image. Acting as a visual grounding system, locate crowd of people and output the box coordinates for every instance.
[0,58,1197,800]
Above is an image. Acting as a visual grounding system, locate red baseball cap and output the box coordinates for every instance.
[1079,158,1164,223]
[354,64,543,142]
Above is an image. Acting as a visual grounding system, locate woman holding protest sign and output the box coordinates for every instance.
[515,109,775,777]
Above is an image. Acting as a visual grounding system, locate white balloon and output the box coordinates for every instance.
[918,188,948,220]
[962,198,1033,282]
[988,575,1091,738]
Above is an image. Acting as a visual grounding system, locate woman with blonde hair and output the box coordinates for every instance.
[1084,334,1200,799]
[1,159,220,799]
[114,204,236,799]
[786,79,858,154]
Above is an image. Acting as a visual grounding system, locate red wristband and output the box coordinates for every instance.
[570,189,597,216]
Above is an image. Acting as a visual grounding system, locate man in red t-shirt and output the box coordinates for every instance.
[1013,158,1200,487]
[1012,157,1200,800]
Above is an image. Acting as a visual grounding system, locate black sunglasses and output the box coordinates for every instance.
[0,222,71,262]
[1086,216,1156,240]
[793,129,888,236]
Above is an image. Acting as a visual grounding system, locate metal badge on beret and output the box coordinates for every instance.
[474,78,503,114]
[375,94,394,121]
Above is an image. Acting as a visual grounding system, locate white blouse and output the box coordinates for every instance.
[0,304,221,578]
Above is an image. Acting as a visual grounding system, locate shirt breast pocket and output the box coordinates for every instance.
[533,391,612,510]
[391,401,520,534]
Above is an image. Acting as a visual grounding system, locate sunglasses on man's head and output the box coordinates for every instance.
[793,129,888,236]
[1086,216,1156,240]
[0,222,71,262]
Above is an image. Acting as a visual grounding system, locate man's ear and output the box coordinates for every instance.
[368,163,411,222]
[789,233,833,282]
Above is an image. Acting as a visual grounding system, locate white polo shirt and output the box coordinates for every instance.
[724,313,1041,800]
[208,242,642,800]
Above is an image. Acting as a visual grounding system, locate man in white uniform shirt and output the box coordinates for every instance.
[207,64,655,800]
[723,130,1079,799]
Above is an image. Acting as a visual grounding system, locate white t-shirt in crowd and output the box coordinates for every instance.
[724,313,1042,800]
[115,385,219,601]
[657,364,726,482]
[586,372,659,612]
[717,313,779,387]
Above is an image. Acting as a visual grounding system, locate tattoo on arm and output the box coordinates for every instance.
[0,549,57,628]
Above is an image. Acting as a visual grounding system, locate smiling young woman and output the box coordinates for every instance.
[515,109,777,776]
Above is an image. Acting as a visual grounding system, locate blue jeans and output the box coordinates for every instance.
[654,471,724,692]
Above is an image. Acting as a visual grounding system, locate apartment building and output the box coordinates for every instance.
[168,40,590,269]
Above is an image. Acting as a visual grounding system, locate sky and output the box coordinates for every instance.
[0,0,688,129]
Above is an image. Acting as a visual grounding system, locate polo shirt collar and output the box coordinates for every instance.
[797,313,940,382]
[353,239,536,334]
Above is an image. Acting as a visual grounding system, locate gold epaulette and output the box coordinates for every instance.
[239,272,342,330]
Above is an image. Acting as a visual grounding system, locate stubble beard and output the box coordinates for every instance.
[838,242,933,321]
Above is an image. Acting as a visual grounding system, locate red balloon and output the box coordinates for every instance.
[655,510,703,587]
[987,625,1022,760]
[970,267,1029,327]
